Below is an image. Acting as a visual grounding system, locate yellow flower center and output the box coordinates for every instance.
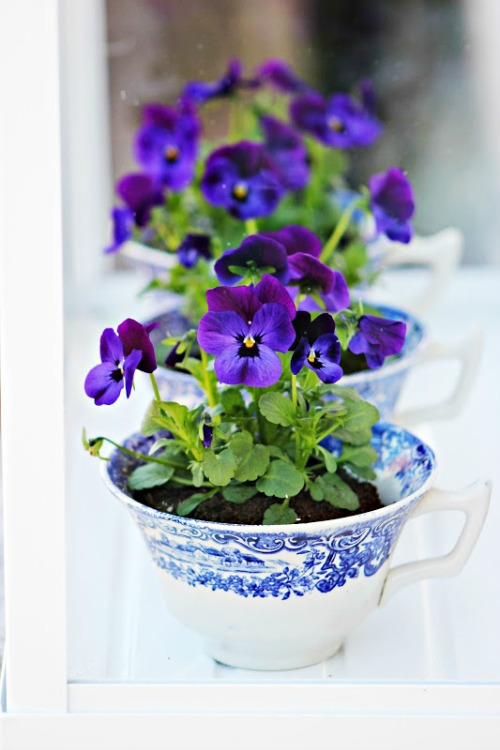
[165,145,179,162]
[243,334,256,349]
[233,182,248,201]
[307,352,316,363]
[328,116,344,133]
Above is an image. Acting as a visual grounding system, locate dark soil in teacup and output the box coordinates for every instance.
[132,468,382,525]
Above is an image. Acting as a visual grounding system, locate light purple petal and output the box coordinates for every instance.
[249,303,296,352]
[123,348,143,397]
[206,286,262,321]
[197,311,248,355]
[84,362,124,406]
[215,343,282,387]
[100,328,124,365]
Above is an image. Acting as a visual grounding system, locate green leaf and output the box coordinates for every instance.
[202,449,237,486]
[127,462,174,491]
[311,474,359,511]
[160,401,189,430]
[229,431,270,482]
[258,392,295,426]
[263,503,298,525]
[222,484,258,504]
[141,400,165,436]
[220,387,246,413]
[315,445,338,473]
[190,461,205,487]
[176,491,214,517]
[343,463,377,481]
[256,460,304,498]
[341,444,378,468]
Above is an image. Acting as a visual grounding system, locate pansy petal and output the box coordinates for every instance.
[206,285,261,321]
[308,313,336,342]
[84,362,124,406]
[288,252,334,293]
[100,328,124,365]
[214,236,289,285]
[254,274,296,320]
[260,225,322,258]
[117,318,157,373]
[291,311,311,349]
[197,311,248,355]
[321,271,350,312]
[215,344,282,387]
[249,303,296,352]
[123,348,143,397]
[104,207,134,254]
[290,336,309,375]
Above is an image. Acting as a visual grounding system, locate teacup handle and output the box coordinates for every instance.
[379,479,491,606]
[395,325,483,427]
[381,227,463,316]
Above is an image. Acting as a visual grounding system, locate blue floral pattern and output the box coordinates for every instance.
[105,424,435,600]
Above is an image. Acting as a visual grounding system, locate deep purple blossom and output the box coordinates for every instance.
[134,101,200,190]
[287,254,350,313]
[290,312,343,384]
[260,115,310,191]
[290,92,382,149]
[368,168,415,243]
[183,59,259,103]
[202,422,213,448]
[105,173,165,254]
[201,141,284,219]
[257,59,309,93]
[214,235,289,285]
[198,284,295,387]
[177,233,212,268]
[117,318,158,373]
[206,274,296,322]
[260,224,322,258]
[348,315,406,369]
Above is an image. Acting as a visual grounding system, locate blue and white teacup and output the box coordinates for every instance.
[102,423,490,671]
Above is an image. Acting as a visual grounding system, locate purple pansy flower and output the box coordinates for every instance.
[201,141,285,220]
[214,235,289,285]
[207,273,296,322]
[134,101,200,190]
[105,173,165,254]
[183,59,259,103]
[84,318,157,406]
[290,312,343,384]
[198,285,295,387]
[260,115,310,191]
[287,253,350,313]
[257,59,309,93]
[290,92,382,149]
[260,224,322,258]
[348,315,406,369]
[177,233,212,268]
[202,421,213,448]
[368,168,415,243]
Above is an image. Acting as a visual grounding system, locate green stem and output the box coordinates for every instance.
[171,475,213,488]
[320,201,357,266]
[290,375,301,465]
[150,372,162,404]
[245,218,258,236]
[94,437,186,470]
[199,348,217,409]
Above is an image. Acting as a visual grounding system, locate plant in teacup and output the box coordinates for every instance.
[105,57,419,322]
[83,274,490,671]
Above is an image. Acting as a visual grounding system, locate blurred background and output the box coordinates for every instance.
[103,0,500,267]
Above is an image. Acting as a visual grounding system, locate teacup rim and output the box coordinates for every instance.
[101,422,437,536]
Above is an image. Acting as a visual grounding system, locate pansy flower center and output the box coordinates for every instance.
[307,351,316,363]
[232,182,249,202]
[328,116,345,133]
[243,334,256,348]
[165,145,180,163]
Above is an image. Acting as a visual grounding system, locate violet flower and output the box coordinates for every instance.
[183,59,259,103]
[260,224,322,258]
[287,253,350,313]
[84,318,157,406]
[257,59,309,93]
[290,92,382,149]
[201,141,284,219]
[206,273,296,322]
[105,173,165,254]
[202,422,213,448]
[260,115,310,191]
[368,168,415,243]
[290,312,343,384]
[134,101,200,190]
[177,233,212,268]
[348,315,406,369]
[214,235,289,285]
[198,285,295,387]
